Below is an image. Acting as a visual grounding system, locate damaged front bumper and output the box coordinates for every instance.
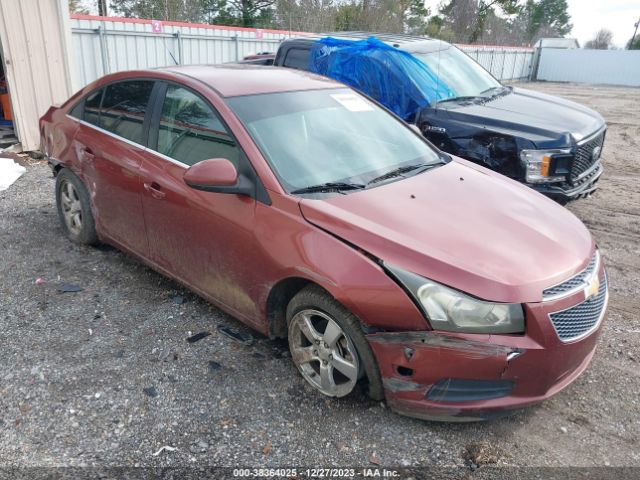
[530,162,603,202]
[367,265,607,421]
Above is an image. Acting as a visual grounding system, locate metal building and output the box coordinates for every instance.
[0,0,74,151]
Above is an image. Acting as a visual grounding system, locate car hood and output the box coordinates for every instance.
[299,159,594,303]
[433,87,605,148]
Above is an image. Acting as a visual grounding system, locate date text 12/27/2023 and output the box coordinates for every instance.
[232,468,401,477]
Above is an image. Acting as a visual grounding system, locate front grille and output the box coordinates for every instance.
[571,131,605,181]
[543,251,599,300]
[426,379,514,402]
[549,274,607,342]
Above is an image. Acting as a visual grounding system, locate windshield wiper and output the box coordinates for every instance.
[291,182,365,194]
[436,96,481,105]
[367,163,437,186]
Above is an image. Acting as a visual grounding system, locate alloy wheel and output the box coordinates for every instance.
[289,309,360,397]
[59,179,83,236]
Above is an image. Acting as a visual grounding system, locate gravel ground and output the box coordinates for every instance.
[0,82,639,473]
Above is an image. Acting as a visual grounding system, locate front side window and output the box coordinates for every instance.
[156,85,238,166]
[100,80,155,144]
[227,88,443,193]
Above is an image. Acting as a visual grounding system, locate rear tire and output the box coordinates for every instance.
[286,285,384,401]
[55,168,98,245]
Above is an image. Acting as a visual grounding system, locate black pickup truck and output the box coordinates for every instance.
[270,32,606,202]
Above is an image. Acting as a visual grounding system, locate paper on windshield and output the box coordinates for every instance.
[330,93,374,112]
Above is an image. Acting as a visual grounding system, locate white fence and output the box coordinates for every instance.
[69,14,535,92]
[536,49,640,87]
[457,45,534,82]
[70,15,287,90]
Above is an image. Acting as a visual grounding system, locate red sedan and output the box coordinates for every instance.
[40,65,608,421]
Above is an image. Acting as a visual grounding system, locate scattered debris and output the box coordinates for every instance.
[35,278,46,285]
[143,386,158,398]
[152,446,177,456]
[186,331,211,343]
[158,346,171,362]
[218,324,253,346]
[208,360,222,372]
[262,442,273,455]
[171,294,186,305]
[369,450,380,465]
[560,426,568,434]
[18,403,32,415]
[57,283,83,293]
[463,442,500,470]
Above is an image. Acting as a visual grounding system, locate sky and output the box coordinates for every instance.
[423,0,640,48]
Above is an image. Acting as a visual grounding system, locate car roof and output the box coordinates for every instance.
[157,64,341,97]
[286,31,452,53]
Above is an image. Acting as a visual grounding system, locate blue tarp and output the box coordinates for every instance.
[309,36,455,121]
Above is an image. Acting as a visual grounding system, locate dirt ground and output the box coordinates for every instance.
[0,82,638,474]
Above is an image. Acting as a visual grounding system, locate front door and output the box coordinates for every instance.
[140,83,260,321]
[72,80,155,255]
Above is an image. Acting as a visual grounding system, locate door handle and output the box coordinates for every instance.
[144,182,166,199]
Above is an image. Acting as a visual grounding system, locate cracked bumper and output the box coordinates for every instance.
[367,270,607,421]
[531,162,603,202]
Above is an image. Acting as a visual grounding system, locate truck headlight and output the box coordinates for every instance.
[387,265,525,334]
[520,149,570,183]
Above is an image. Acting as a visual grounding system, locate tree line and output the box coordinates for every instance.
[72,1,637,49]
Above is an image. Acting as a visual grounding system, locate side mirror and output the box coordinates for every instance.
[183,158,253,196]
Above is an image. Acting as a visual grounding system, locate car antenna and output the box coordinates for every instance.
[163,37,179,65]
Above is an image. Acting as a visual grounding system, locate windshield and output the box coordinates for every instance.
[414,46,501,99]
[227,89,442,193]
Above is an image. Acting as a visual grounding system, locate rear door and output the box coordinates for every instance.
[139,82,260,320]
[72,79,155,255]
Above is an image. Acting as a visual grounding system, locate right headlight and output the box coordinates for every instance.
[387,264,525,334]
[520,149,571,183]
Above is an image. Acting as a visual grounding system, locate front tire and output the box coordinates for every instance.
[286,285,384,400]
[55,168,98,245]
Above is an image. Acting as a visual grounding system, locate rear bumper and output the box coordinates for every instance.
[530,162,603,202]
[368,264,608,422]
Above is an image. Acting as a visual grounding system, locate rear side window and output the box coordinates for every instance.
[100,80,155,145]
[82,89,103,126]
[156,84,239,166]
[282,48,310,70]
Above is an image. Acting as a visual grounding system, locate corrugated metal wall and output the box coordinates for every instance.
[70,16,288,91]
[69,16,535,91]
[459,46,534,82]
[537,49,640,87]
[0,0,73,150]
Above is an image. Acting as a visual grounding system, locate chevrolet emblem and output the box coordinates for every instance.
[584,274,600,301]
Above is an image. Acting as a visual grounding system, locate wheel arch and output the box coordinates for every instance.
[266,276,314,338]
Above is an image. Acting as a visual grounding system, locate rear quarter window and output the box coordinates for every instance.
[82,89,103,126]
[283,48,311,70]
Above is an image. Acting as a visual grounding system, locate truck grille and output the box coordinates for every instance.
[571,131,605,182]
[543,251,599,300]
[549,274,607,342]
